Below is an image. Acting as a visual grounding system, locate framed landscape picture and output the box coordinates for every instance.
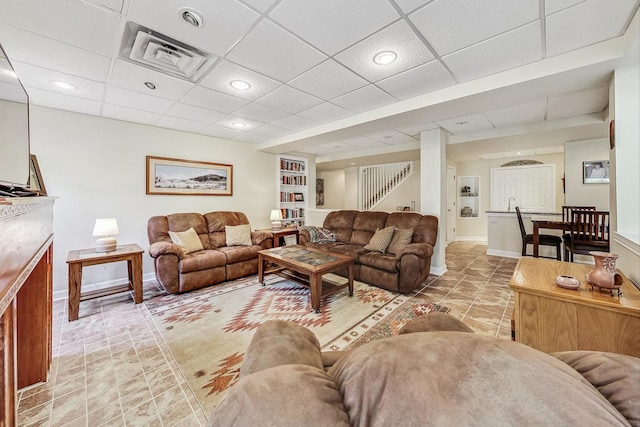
[146,156,233,196]
[583,160,610,184]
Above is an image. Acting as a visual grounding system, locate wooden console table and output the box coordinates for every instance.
[510,257,640,357]
[66,243,144,321]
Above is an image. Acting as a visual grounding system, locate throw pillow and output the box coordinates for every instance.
[168,227,203,255]
[300,226,336,243]
[226,224,252,246]
[387,228,414,254]
[364,226,395,253]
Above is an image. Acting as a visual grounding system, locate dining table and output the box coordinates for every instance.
[531,215,571,258]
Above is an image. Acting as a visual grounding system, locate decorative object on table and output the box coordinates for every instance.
[92,218,119,252]
[461,186,471,195]
[586,251,623,296]
[461,206,472,217]
[28,154,47,195]
[583,160,610,184]
[146,155,233,196]
[270,209,283,230]
[555,275,580,290]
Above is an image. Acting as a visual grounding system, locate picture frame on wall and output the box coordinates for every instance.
[146,155,233,196]
[583,160,610,184]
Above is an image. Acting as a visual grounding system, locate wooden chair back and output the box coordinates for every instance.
[515,206,527,239]
[569,210,610,248]
[562,205,596,222]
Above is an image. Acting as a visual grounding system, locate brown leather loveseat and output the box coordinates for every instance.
[147,211,272,293]
[299,210,438,293]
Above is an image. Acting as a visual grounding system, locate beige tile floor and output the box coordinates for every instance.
[17,242,516,426]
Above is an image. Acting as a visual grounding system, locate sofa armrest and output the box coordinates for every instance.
[251,230,273,249]
[149,241,184,259]
[298,228,311,245]
[395,242,434,259]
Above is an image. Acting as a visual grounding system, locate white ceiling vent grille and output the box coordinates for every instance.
[120,23,216,82]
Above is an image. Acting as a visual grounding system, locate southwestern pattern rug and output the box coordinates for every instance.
[145,274,449,414]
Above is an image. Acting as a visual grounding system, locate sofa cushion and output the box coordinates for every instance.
[350,211,388,246]
[179,249,227,273]
[323,210,359,243]
[386,228,413,254]
[166,212,210,250]
[217,245,261,264]
[205,211,251,248]
[225,224,252,246]
[552,350,640,425]
[364,226,395,253]
[168,227,204,255]
[358,251,398,273]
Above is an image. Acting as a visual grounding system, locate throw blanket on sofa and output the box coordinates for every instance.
[300,226,336,243]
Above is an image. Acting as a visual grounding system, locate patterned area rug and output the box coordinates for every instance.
[145,274,448,414]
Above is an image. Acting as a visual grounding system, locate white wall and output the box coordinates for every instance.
[564,138,610,210]
[318,169,345,210]
[376,161,420,212]
[29,106,276,299]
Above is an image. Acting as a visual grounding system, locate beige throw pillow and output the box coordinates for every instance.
[168,227,203,255]
[387,228,414,254]
[364,226,395,253]
[226,224,252,246]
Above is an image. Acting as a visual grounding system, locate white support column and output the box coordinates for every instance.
[420,128,447,275]
[344,166,359,209]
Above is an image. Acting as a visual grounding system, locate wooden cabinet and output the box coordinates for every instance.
[457,175,480,218]
[277,155,308,226]
[510,257,640,357]
[491,164,556,212]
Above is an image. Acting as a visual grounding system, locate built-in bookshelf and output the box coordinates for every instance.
[277,154,308,226]
[458,175,480,219]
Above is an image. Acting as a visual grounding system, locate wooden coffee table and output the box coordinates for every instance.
[258,245,354,313]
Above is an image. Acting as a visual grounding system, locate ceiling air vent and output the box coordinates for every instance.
[119,22,216,82]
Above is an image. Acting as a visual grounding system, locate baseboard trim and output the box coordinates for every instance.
[486,249,521,259]
[430,264,447,276]
[455,237,488,243]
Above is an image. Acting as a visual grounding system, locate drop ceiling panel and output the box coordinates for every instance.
[200,124,247,139]
[269,0,399,55]
[0,0,121,56]
[443,22,542,82]
[12,62,105,101]
[110,60,194,100]
[105,85,174,114]
[394,0,433,14]
[332,85,396,113]
[216,115,265,131]
[335,20,435,82]
[485,100,547,128]
[545,0,585,15]
[103,103,161,125]
[394,122,439,136]
[409,0,539,55]
[546,86,608,119]
[25,87,102,116]
[199,60,281,101]
[365,129,417,145]
[376,60,456,99]
[297,102,352,122]
[165,102,226,123]
[226,20,326,82]
[126,0,260,56]
[339,136,388,148]
[242,0,279,13]
[545,0,637,57]
[155,116,208,133]
[255,85,323,114]
[232,102,290,123]
[84,0,124,13]
[0,24,112,81]
[253,124,290,137]
[289,60,368,100]
[180,86,249,113]
[436,113,495,134]
[271,114,318,131]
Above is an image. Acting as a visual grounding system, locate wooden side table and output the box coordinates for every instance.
[66,243,144,321]
[258,227,299,247]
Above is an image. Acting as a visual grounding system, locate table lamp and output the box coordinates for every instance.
[270,209,283,230]
[92,218,119,252]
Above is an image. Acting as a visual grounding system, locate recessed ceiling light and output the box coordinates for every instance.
[0,69,16,78]
[51,81,75,90]
[349,162,356,165]
[373,51,397,65]
[144,81,157,90]
[230,80,250,90]
[455,120,469,125]
[180,8,204,28]
[232,121,247,128]
[516,152,521,155]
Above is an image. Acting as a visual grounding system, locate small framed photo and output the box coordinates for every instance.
[583,160,609,184]
[293,192,304,202]
[283,235,297,246]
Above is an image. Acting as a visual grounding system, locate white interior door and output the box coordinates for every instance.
[446,166,456,244]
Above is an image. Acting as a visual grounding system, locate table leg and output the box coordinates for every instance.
[68,263,82,321]
[310,273,321,313]
[258,254,265,285]
[533,223,540,258]
[348,263,354,297]
[131,254,143,304]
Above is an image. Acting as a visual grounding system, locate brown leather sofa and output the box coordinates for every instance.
[299,210,438,293]
[147,211,272,293]
[208,319,640,427]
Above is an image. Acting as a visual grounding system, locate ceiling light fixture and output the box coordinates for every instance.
[144,81,157,90]
[455,120,469,125]
[230,80,250,90]
[51,81,75,90]
[373,51,397,65]
[0,69,16,78]
[180,8,204,28]
[232,121,247,128]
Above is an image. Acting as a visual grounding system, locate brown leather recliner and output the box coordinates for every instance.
[147,211,272,293]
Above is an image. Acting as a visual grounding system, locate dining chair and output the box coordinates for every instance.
[565,210,610,262]
[515,206,562,260]
[561,205,596,246]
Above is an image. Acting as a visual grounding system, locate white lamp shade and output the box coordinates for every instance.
[92,218,120,236]
[270,210,283,221]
